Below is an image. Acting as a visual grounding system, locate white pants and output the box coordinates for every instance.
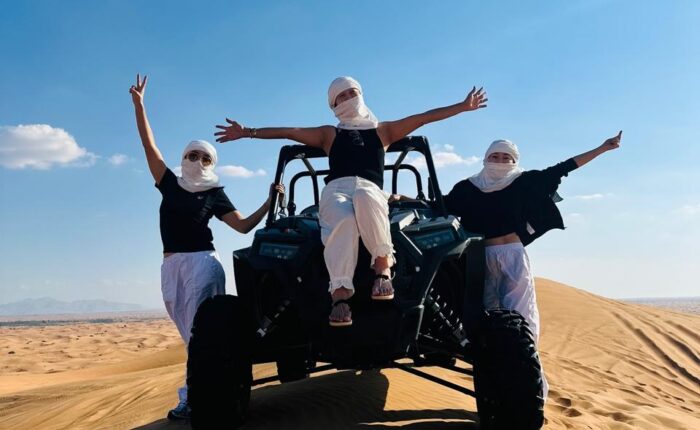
[483,242,548,399]
[161,250,226,404]
[319,177,395,293]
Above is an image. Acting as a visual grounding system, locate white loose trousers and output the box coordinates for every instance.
[319,177,395,293]
[161,250,226,403]
[483,242,549,399]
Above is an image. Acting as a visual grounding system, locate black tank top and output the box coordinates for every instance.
[324,128,385,188]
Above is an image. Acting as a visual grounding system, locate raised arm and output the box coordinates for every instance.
[130,74,166,184]
[221,184,285,233]
[215,120,336,152]
[572,131,622,168]
[378,86,488,147]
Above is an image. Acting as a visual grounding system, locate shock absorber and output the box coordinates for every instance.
[256,299,291,339]
[424,289,468,347]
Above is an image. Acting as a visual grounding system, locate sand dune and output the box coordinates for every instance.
[1,279,698,429]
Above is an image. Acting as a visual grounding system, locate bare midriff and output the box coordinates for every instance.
[164,252,174,258]
[484,232,521,247]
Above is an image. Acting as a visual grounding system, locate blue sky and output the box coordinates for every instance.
[1,1,698,308]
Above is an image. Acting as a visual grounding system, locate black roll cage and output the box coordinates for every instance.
[265,136,447,227]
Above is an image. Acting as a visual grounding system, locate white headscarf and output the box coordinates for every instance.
[177,140,221,193]
[468,139,524,193]
[327,76,379,130]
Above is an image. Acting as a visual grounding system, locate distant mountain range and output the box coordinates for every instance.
[0,297,144,316]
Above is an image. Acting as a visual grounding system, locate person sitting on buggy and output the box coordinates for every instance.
[214,76,487,327]
[129,74,284,420]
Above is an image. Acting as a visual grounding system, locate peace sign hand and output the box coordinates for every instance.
[215,119,247,143]
[463,86,488,111]
[129,74,148,106]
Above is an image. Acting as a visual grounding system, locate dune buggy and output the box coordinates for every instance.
[187,136,545,429]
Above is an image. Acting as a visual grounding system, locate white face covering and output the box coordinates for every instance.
[177,140,221,193]
[327,76,379,130]
[468,139,524,193]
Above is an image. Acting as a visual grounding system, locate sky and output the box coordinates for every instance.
[1,1,698,308]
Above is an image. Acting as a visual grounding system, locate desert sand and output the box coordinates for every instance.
[1,278,698,430]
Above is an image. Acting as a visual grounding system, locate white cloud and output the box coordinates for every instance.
[676,204,700,217]
[433,152,480,168]
[108,153,128,166]
[0,124,96,169]
[408,146,480,170]
[216,165,266,178]
[573,193,614,201]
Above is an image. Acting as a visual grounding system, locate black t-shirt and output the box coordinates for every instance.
[156,168,236,253]
[444,159,578,246]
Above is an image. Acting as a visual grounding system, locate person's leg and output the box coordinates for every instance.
[352,179,395,299]
[184,251,227,344]
[174,251,227,405]
[160,254,192,415]
[498,244,539,342]
[497,244,548,400]
[483,246,504,310]
[320,179,360,325]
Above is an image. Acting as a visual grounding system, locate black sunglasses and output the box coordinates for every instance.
[184,151,213,166]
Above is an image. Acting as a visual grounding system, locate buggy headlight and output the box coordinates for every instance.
[259,242,300,260]
[410,229,456,250]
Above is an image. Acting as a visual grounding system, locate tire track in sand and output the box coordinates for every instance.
[611,311,700,392]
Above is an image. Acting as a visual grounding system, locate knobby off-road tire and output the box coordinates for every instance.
[276,350,311,383]
[188,295,254,429]
[473,309,545,430]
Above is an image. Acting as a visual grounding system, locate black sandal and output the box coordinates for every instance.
[329,299,353,327]
[371,274,395,301]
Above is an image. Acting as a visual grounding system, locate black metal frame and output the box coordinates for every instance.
[286,164,425,216]
[265,136,447,227]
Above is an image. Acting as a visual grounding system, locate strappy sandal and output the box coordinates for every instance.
[371,274,395,301]
[329,299,353,327]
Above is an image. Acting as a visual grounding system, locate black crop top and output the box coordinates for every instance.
[324,128,385,188]
[156,169,236,253]
[444,159,578,246]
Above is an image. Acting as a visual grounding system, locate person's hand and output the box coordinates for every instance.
[267,183,285,205]
[388,194,402,203]
[215,119,248,143]
[129,74,147,106]
[462,86,488,111]
[600,131,622,152]
[271,183,285,196]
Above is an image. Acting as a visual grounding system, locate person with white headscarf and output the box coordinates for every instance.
[444,131,622,400]
[129,74,283,421]
[215,76,487,327]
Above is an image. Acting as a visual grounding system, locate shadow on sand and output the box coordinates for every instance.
[135,370,478,429]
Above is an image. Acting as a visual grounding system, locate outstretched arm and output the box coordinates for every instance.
[573,131,622,168]
[215,120,336,152]
[378,86,488,147]
[130,74,166,184]
[221,184,285,233]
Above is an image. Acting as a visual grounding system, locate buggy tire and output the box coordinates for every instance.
[188,295,253,429]
[473,309,544,430]
[276,350,311,383]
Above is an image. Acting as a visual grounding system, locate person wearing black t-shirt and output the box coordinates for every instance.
[443,132,622,400]
[214,76,487,327]
[129,74,283,421]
